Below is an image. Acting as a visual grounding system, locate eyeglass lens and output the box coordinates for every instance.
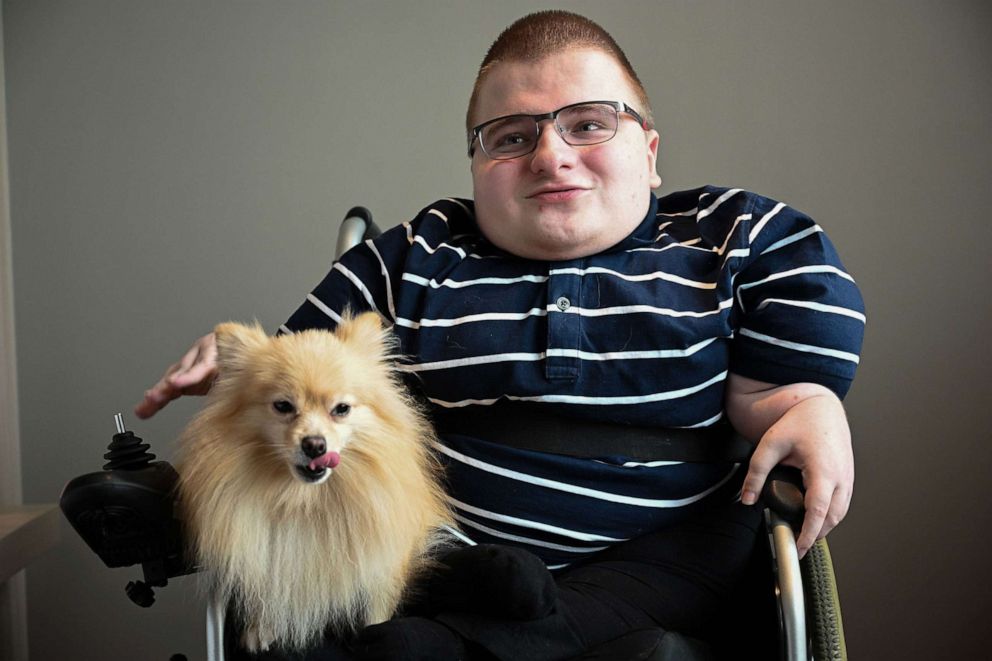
[481,103,620,159]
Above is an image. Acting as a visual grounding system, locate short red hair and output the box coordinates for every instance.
[466,11,653,131]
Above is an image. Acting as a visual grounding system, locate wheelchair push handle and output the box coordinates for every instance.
[335,206,381,258]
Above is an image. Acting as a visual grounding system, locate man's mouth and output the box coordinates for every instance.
[527,186,586,202]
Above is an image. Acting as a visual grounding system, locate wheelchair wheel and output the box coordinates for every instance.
[801,539,847,661]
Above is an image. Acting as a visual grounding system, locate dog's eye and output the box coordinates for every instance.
[331,403,351,418]
[273,400,296,415]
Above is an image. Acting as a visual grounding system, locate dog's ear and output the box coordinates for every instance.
[335,311,391,354]
[213,322,268,370]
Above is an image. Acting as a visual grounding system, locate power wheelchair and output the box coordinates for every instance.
[60,208,847,661]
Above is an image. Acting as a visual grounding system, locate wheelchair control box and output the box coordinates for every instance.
[60,413,194,607]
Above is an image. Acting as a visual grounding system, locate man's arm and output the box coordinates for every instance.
[724,373,854,558]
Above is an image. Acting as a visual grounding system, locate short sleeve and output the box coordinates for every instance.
[279,221,412,334]
[729,195,866,398]
[279,198,472,336]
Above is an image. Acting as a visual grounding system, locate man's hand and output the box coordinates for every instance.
[133,332,218,419]
[725,374,854,558]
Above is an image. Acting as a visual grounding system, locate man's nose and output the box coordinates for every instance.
[529,120,576,173]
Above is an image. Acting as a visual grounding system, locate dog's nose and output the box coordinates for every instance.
[301,435,327,459]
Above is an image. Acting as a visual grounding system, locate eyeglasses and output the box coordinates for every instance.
[468,100,650,160]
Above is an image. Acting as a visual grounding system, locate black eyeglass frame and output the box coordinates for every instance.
[467,100,651,159]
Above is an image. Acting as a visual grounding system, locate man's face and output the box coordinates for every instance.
[470,49,661,261]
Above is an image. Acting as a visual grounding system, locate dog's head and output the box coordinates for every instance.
[211,312,400,485]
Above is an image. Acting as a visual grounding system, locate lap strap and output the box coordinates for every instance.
[431,402,754,463]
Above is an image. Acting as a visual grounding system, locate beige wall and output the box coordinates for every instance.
[4,1,991,659]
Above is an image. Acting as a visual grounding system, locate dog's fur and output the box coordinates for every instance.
[176,312,453,653]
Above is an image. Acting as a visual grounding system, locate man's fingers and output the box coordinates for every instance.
[166,335,218,390]
[173,339,207,376]
[797,481,834,557]
[133,333,219,420]
[741,437,788,505]
[817,485,851,542]
[133,397,159,419]
[134,375,181,419]
[167,360,212,389]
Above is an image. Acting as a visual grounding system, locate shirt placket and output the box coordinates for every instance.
[545,263,581,381]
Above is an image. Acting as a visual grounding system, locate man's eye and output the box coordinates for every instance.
[493,132,530,149]
[572,120,608,133]
[562,105,614,136]
[331,403,351,418]
[484,117,534,153]
[273,400,296,415]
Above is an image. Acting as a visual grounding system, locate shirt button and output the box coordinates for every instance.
[555,296,571,311]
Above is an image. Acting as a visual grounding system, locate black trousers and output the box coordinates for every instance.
[229,500,766,661]
[437,499,765,660]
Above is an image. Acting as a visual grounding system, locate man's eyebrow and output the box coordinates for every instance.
[488,109,538,119]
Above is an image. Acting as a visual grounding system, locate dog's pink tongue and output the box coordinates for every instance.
[309,451,341,471]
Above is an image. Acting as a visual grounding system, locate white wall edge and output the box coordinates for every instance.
[0,6,29,660]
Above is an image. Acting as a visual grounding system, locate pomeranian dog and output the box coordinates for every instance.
[176,312,453,653]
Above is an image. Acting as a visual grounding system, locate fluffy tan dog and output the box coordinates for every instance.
[176,312,453,653]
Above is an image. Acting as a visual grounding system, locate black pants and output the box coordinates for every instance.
[437,499,764,660]
[229,500,765,661]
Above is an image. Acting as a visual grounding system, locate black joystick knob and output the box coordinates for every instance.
[103,413,156,470]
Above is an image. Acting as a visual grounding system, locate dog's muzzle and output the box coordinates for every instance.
[295,435,341,483]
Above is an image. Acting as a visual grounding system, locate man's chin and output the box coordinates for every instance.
[477,209,611,260]
[511,233,601,261]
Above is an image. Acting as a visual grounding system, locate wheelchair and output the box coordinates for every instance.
[60,208,847,661]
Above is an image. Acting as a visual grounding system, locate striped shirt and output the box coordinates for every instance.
[281,186,866,569]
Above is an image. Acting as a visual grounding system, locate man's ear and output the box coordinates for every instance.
[645,128,662,189]
[213,322,268,370]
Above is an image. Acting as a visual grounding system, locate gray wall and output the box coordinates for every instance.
[5,1,990,659]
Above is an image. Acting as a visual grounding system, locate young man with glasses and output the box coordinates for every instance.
[138,10,864,660]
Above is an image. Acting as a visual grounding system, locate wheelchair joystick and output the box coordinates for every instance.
[59,413,194,608]
[103,413,156,470]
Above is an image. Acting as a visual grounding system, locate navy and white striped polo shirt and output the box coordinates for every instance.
[281,185,866,569]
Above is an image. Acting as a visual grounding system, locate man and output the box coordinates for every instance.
[137,11,864,660]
